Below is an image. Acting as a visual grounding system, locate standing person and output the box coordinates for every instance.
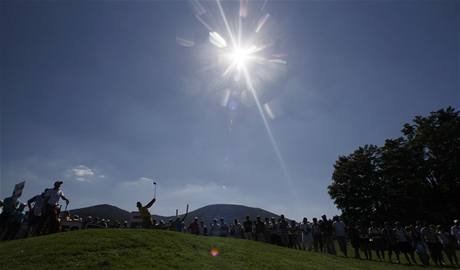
[288,220,301,249]
[333,216,347,257]
[199,221,208,236]
[301,218,313,251]
[382,221,398,263]
[369,221,384,261]
[270,217,280,245]
[393,222,416,265]
[349,223,361,259]
[43,180,70,234]
[209,219,220,236]
[243,216,253,240]
[451,219,460,247]
[422,224,443,265]
[0,192,21,236]
[3,203,26,240]
[27,192,46,236]
[172,210,189,232]
[264,217,271,243]
[255,216,265,242]
[437,225,457,265]
[230,219,242,238]
[219,218,229,237]
[136,195,156,229]
[359,223,371,260]
[321,215,336,255]
[278,215,289,247]
[312,218,322,252]
[188,217,200,235]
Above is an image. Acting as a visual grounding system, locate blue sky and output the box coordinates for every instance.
[1,1,459,220]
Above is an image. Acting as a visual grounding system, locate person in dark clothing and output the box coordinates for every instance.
[278,215,289,247]
[349,223,361,259]
[188,217,200,235]
[321,215,336,255]
[382,221,398,263]
[255,216,266,242]
[312,218,322,252]
[359,224,371,260]
[243,216,253,240]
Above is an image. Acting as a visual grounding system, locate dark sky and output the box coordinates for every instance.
[1,0,459,220]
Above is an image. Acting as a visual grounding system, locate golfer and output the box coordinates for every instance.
[136,196,156,229]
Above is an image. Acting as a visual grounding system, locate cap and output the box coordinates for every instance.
[54,180,63,186]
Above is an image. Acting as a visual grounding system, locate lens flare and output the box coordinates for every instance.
[210,246,220,257]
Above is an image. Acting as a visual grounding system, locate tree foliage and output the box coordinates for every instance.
[328,107,460,224]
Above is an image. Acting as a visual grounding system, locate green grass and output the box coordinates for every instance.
[0,229,457,270]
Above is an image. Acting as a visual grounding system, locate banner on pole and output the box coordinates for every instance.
[13,181,25,198]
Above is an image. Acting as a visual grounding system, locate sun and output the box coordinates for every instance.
[228,45,257,71]
[230,47,250,70]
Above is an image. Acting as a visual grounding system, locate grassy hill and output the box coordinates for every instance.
[0,229,453,270]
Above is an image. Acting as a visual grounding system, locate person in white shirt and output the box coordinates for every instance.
[43,180,70,234]
[333,216,347,257]
[301,218,313,251]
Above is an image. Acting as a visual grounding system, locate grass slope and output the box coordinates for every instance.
[0,229,454,270]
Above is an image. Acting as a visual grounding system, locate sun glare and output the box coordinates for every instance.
[228,46,257,71]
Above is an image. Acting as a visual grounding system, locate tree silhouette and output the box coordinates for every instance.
[329,107,460,224]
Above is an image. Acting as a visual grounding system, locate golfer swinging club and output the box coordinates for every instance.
[136,181,157,229]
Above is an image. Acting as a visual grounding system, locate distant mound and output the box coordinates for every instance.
[180,204,281,224]
[69,204,131,221]
[69,203,281,224]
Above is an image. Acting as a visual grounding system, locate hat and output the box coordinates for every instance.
[54,180,63,186]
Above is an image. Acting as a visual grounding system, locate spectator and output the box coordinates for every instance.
[243,216,253,240]
[437,225,458,265]
[278,215,289,247]
[312,217,322,252]
[301,218,313,251]
[368,221,384,261]
[188,217,200,235]
[393,222,416,265]
[209,219,220,236]
[219,218,229,237]
[321,215,336,255]
[255,216,265,242]
[43,180,70,234]
[333,216,347,257]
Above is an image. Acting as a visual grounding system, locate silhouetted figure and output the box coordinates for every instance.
[188,217,200,235]
[243,216,253,240]
[136,196,156,229]
[278,215,289,246]
[43,180,70,234]
[333,216,347,257]
[301,218,313,251]
[321,215,336,255]
[369,221,384,260]
[27,192,46,236]
[312,218,322,252]
[255,216,265,242]
[393,222,416,264]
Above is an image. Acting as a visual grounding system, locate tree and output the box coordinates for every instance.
[329,107,460,224]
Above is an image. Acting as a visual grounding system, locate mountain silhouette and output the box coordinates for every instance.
[69,203,281,224]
